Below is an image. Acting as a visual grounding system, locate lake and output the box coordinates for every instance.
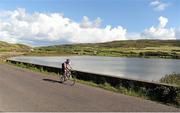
[10,56,180,82]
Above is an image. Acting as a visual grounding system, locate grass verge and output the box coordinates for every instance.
[160,73,180,86]
[76,79,148,98]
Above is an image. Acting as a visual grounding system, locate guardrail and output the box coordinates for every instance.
[7,59,180,103]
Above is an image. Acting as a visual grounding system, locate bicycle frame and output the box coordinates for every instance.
[60,69,76,85]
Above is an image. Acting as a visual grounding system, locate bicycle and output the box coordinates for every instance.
[59,69,76,85]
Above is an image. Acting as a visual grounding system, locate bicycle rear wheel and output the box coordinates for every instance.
[59,75,65,83]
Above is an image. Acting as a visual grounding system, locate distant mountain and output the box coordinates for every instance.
[33,40,180,59]
[36,39,180,50]
[0,41,31,52]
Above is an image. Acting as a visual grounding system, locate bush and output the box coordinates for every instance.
[160,73,180,86]
[147,86,179,103]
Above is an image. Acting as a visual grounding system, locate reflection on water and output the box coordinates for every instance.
[10,56,180,82]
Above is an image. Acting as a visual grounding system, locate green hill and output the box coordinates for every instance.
[0,41,31,52]
[32,40,180,59]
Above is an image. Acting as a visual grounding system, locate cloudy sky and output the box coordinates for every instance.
[0,0,179,46]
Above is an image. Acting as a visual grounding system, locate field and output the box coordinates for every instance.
[1,40,180,59]
[0,41,31,52]
[0,41,31,61]
[30,40,180,59]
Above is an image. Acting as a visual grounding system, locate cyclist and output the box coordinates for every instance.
[62,59,72,79]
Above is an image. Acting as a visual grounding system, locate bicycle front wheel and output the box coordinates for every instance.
[70,73,76,86]
[66,71,76,86]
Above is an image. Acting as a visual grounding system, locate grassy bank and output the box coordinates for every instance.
[0,41,31,52]
[7,60,180,107]
[29,40,180,59]
[160,73,180,86]
[1,40,180,59]
[159,73,180,106]
[0,52,26,62]
[76,79,148,98]
[0,41,31,61]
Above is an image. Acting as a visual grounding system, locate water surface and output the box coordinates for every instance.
[10,56,180,82]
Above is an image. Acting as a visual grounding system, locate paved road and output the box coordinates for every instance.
[0,64,179,112]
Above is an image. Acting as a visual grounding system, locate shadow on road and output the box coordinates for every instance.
[42,78,73,86]
[43,78,61,84]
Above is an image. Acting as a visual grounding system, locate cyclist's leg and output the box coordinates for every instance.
[61,69,68,80]
[66,70,71,78]
[64,70,69,80]
[60,73,64,82]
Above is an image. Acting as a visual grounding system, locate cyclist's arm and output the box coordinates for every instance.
[67,64,73,71]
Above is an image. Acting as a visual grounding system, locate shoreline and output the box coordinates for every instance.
[25,52,180,60]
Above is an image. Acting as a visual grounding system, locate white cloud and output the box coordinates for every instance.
[141,26,175,39]
[150,0,160,6]
[0,8,179,46]
[159,16,168,28]
[141,16,176,39]
[150,0,170,11]
[80,16,102,28]
[0,8,126,46]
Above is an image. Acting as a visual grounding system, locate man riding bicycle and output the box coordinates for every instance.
[61,59,76,85]
[62,59,72,79]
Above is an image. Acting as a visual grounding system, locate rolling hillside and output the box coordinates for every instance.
[32,40,180,59]
[0,41,31,52]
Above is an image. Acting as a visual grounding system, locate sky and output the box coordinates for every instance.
[0,0,179,46]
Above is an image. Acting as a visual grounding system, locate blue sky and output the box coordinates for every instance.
[0,0,179,31]
[0,0,179,46]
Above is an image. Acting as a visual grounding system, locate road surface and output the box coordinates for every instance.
[0,63,179,112]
